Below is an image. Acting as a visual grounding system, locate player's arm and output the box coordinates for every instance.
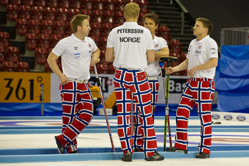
[155,47,169,61]
[167,59,188,74]
[188,58,218,77]
[90,47,100,66]
[147,49,155,63]
[105,47,115,62]
[47,52,68,85]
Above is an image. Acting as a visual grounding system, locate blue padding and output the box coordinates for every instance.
[219,45,249,78]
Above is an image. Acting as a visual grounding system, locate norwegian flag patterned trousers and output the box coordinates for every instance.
[174,78,215,154]
[114,68,157,157]
[133,79,159,149]
[57,81,93,153]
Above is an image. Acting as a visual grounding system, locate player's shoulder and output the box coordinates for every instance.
[56,35,71,46]
[137,24,150,32]
[155,35,166,41]
[85,36,95,43]
[207,36,218,45]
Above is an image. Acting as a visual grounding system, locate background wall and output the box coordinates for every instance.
[180,0,249,46]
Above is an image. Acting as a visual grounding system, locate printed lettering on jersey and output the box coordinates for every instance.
[211,48,217,54]
[119,37,141,43]
[117,28,144,34]
[74,52,80,59]
[196,45,202,57]
[188,45,192,55]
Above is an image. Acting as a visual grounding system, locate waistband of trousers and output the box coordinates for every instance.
[68,78,88,84]
[147,76,158,80]
[191,78,212,81]
[118,67,144,71]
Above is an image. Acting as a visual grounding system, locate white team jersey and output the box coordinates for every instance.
[146,35,168,76]
[107,22,154,70]
[187,35,218,79]
[52,34,97,80]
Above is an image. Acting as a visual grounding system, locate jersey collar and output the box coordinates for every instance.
[196,35,210,43]
[72,34,87,42]
[123,22,138,26]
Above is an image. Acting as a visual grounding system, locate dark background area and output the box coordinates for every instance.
[180,0,249,46]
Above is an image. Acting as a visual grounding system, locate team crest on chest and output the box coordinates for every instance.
[155,44,158,48]
[88,43,91,48]
[74,46,78,50]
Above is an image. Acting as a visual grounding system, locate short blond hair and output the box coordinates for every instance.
[70,14,89,33]
[124,2,140,19]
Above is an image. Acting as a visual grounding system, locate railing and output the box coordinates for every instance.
[155,0,188,34]
[220,27,249,46]
[175,0,188,34]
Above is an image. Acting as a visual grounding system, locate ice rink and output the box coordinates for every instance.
[0,116,249,166]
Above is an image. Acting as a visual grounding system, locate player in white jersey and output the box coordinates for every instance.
[144,13,169,116]
[166,17,218,159]
[47,14,100,154]
[105,2,164,162]
[133,13,169,152]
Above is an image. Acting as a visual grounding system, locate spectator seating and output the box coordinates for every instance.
[16,61,30,72]
[29,19,41,35]
[2,61,15,71]
[57,8,68,22]
[16,19,28,36]
[19,5,32,20]
[97,64,109,74]
[0,32,10,48]
[42,20,54,35]
[7,46,20,64]
[38,34,51,49]
[25,33,37,50]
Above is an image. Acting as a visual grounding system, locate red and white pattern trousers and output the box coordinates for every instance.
[114,68,157,157]
[174,78,214,154]
[57,81,93,153]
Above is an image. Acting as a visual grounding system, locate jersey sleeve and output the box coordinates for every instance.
[107,30,114,48]
[89,37,98,52]
[208,39,218,59]
[159,37,168,49]
[52,38,67,57]
[186,39,194,60]
[145,29,154,50]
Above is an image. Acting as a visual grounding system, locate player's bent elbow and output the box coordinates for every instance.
[147,56,154,63]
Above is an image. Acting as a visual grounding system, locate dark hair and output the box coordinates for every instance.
[143,13,159,26]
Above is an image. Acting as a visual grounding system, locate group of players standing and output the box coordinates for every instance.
[47,2,218,162]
